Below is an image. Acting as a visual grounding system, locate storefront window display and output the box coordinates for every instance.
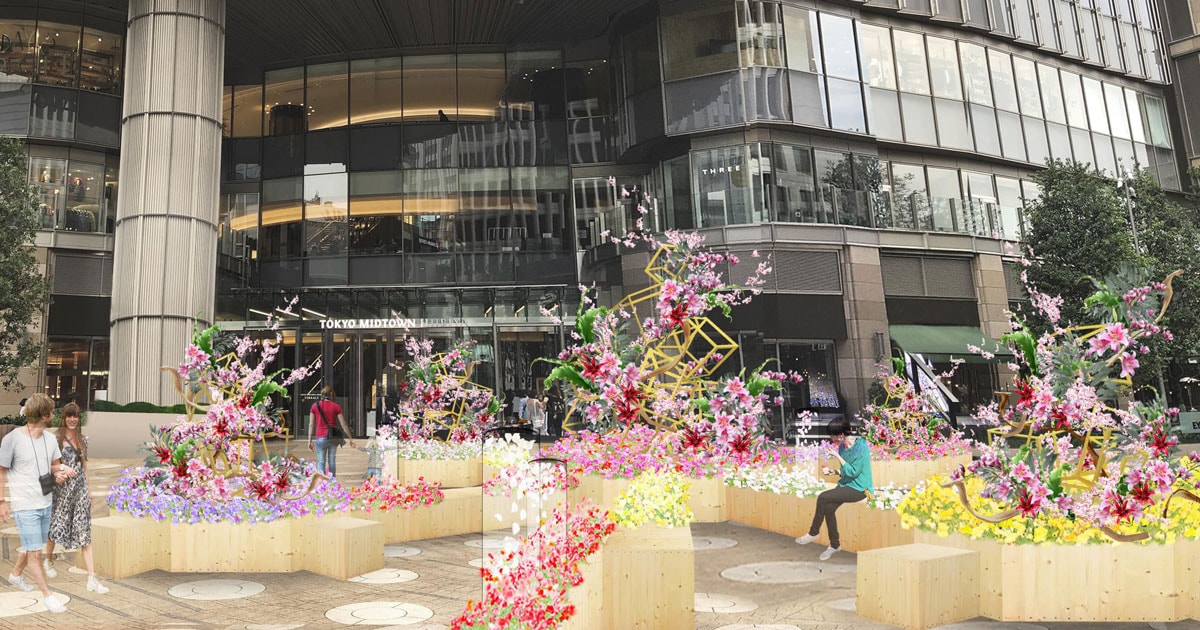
[44,338,109,409]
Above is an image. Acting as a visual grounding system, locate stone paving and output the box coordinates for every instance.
[0,446,1196,629]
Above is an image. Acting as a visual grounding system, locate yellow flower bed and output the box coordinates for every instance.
[898,475,1200,545]
[610,470,694,529]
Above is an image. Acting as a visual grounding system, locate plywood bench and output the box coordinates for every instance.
[93,515,167,578]
[857,543,980,630]
[299,516,383,580]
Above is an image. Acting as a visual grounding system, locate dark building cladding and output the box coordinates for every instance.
[1,0,1193,433]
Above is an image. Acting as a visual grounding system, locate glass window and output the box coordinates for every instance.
[222,87,233,138]
[1060,70,1088,129]
[870,87,903,140]
[264,67,305,136]
[305,129,347,174]
[80,28,121,93]
[63,160,103,232]
[860,25,895,90]
[511,166,569,252]
[623,22,661,95]
[227,138,260,181]
[997,110,1026,161]
[402,123,458,168]
[349,171,404,254]
[0,19,37,83]
[988,50,1017,112]
[30,156,67,230]
[1093,132,1116,175]
[76,92,120,147]
[574,177,616,246]
[1113,138,1135,174]
[662,5,738,81]
[662,157,695,230]
[971,104,1001,155]
[1047,122,1072,160]
[789,70,828,127]
[460,120,508,168]
[404,55,456,122]
[1098,16,1122,70]
[1057,0,1082,57]
[219,192,259,262]
[1023,116,1049,164]
[1104,83,1131,139]
[1071,126,1094,165]
[1124,88,1144,143]
[665,72,745,134]
[35,22,81,87]
[458,53,505,122]
[1035,2,1060,50]
[904,0,933,13]
[1081,77,1108,134]
[30,86,76,139]
[350,126,401,171]
[989,0,1013,35]
[262,134,303,179]
[738,1,784,68]
[820,14,860,81]
[784,6,821,74]
[457,168,512,250]
[935,98,972,150]
[1120,22,1143,76]
[350,58,402,125]
[1141,94,1170,147]
[926,36,961,100]
[827,77,866,133]
[995,176,1022,238]
[927,166,960,232]
[1012,57,1040,118]
[965,0,990,28]
[505,51,564,120]
[901,93,937,145]
[768,143,816,223]
[934,0,963,20]
[404,169,459,219]
[260,177,304,260]
[1038,65,1065,124]
[1012,0,1036,42]
[0,84,31,135]
[890,163,928,229]
[893,30,929,95]
[744,67,789,122]
[692,146,753,227]
[566,59,611,118]
[232,85,263,137]
[960,43,991,106]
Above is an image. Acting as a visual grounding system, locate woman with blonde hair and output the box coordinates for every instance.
[307,386,356,477]
[43,402,108,593]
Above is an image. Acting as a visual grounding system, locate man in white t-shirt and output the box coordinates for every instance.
[0,394,76,613]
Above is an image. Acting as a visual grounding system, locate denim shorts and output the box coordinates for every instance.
[13,506,52,552]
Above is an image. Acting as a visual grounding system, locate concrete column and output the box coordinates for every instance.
[109,0,225,404]
[837,246,889,414]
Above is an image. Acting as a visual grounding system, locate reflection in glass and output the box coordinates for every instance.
[30,86,76,139]
[1093,133,1116,175]
[692,146,752,227]
[827,78,866,133]
[662,5,737,81]
[1104,83,1131,140]
[893,30,929,95]
[738,1,784,68]
[511,167,568,252]
[935,99,972,151]
[1124,88,1145,143]
[1037,65,1065,124]
[665,72,745,134]
[264,67,306,136]
[349,171,403,255]
[402,123,458,169]
[765,144,815,223]
[219,192,260,263]
[900,93,936,145]
[926,36,961,100]
[260,177,303,260]
[0,20,37,82]
[1022,117,1049,165]
[80,28,121,93]
[1081,77,1108,135]
[890,163,928,230]
[36,23,81,87]
[505,51,564,120]
[789,70,827,128]
[820,14,859,81]
[988,50,1017,112]
[30,156,66,230]
[458,53,506,122]
[76,92,120,146]
[870,88,902,141]
[926,166,959,232]
[959,43,991,106]
[1012,57,1041,118]
[573,177,614,248]
[783,6,821,74]
[1060,71,1088,129]
[859,25,895,90]
[971,104,1000,156]
[232,85,263,137]
[350,58,402,125]
[997,110,1026,161]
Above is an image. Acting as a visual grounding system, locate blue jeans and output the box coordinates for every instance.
[315,437,338,476]
[14,506,52,553]
[366,467,381,481]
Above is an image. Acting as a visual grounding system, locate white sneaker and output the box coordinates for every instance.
[7,574,32,592]
[819,546,841,561]
[87,576,109,594]
[42,558,57,579]
[795,534,818,545]
[43,593,66,613]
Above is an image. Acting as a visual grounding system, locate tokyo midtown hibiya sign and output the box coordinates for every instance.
[318,317,467,330]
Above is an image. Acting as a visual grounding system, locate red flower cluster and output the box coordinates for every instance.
[451,502,615,630]
[348,477,444,513]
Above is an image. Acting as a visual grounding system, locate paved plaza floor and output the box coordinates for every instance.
[1,447,1197,629]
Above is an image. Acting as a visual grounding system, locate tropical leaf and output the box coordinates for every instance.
[545,364,595,394]
[577,306,608,345]
[1002,328,1039,373]
[251,380,287,406]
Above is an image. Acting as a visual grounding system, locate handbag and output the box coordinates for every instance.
[315,402,346,447]
[30,432,55,496]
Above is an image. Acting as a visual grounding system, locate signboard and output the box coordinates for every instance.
[1178,411,1200,435]
[318,317,466,330]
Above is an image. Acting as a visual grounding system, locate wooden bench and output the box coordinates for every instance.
[857,543,980,630]
[93,515,166,578]
[299,516,382,580]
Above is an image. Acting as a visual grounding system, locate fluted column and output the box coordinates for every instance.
[110,0,225,404]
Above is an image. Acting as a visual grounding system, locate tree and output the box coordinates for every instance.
[1021,159,1200,398]
[0,137,50,389]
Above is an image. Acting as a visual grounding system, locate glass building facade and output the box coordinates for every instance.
[0,0,1186,427]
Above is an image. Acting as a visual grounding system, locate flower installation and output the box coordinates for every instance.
[484,457,580,534]
[859,361,974,461]
[375,426,482,461]
[610,470,694,529]
[482,433,538,469]
[451,501,616,630]
[382,336,501,443]
[916,267,1200,543]
[108,317,351,524]
[722,466,828,498]
[348,476,444,513]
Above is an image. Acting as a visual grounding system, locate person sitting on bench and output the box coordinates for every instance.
[796,419,873,560]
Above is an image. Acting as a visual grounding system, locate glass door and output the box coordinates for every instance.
[361,332,387,436]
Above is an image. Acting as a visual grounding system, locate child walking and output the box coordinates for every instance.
[357,436,384,482]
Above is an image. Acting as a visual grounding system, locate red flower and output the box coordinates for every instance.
[247,478,273,500]
[681,425,707,450]
[729,432,753,455]
[1014,487,1041,517]
[153,445,172,465]
[1014,379,1034,408]
[579,354,603,381]
[1130,481,1155,504]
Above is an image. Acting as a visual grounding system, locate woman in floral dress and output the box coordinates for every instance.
[43,403,108,594]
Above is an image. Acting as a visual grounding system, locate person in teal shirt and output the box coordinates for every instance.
[796,419,873,560]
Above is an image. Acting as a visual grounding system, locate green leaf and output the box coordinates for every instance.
[1046,464,1065,500]
[545,364,595,394]
[1002,329,1039,374]
[251,380,287,406]
[577,306,608,345]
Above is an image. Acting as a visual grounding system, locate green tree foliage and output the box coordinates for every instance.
[1022,159,1200,396]
[0,138,51,389]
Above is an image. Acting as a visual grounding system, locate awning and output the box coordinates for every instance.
[889,325,1012,363]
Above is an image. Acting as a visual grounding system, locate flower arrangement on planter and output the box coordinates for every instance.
[380,336,501,443]
[482,433,538,468]
[860,361,974,461]
[451,501,615,630]
[610,470,694,529]
[921,268,1200,543]
[348,476,444,513]
[722,465,828,498]
[108,320,347,524]
[375,430,482,461]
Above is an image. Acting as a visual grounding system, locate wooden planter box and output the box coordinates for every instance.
[383,455,482,488]
[94,512,383,580]
[361,487,483,543]
[811,453,973,489]
[561,551,604,630]
[577,474,727,522]
[913,530,1200,622]
[726,486,912,552]
[600,525,694,629]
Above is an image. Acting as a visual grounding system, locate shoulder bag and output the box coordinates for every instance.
[315,402,346,447]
